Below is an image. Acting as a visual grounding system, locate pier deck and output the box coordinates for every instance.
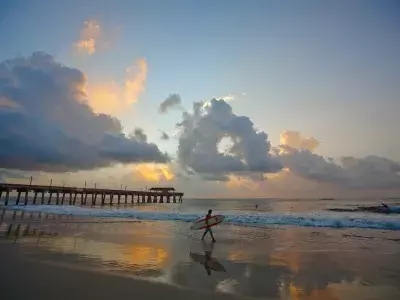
[0,183,183,206]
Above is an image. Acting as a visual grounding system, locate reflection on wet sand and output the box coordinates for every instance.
[286,283,339,300]
[171,227,400,299]
[189,242,226,275]
[0,209,170,279]
[1,208,399,300]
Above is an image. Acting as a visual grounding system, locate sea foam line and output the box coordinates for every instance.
[6,205,400,231]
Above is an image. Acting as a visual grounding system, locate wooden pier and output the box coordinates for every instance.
[0,184,183,206]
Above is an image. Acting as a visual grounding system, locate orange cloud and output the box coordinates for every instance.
[74,20,101,55]
[82,58,148,115]
[75,39,96,55]
[133,163,174,183]
[263,168,290,180]
[280,130,320,152]
[85,81,122,115]
[0,96,19,108]
[226,175,260,190]
[125,58,147,104]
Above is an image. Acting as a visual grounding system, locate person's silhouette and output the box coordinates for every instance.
[201,209,216,242]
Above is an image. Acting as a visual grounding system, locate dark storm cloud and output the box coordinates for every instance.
[0,52,168,172]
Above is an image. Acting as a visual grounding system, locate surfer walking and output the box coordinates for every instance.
[201,209,216,242]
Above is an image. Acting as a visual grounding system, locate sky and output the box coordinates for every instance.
[0,0,399,198]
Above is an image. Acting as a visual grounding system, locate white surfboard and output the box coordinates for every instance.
[190,215,225,230]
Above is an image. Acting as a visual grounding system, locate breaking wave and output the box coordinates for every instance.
[388,205,400,213]
[7,205,400,231]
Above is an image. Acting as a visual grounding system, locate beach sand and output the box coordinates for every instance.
[0,242,249,300]
[0,206,399,300]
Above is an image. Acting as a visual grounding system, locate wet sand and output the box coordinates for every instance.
[1,208,400,300]
[0,242,249,300]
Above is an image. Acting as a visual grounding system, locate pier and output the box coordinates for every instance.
[0,183,183,206]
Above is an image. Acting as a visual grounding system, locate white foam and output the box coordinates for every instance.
[8,205,400,231]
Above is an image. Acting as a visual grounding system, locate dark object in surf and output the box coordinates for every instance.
[329,204,397,214]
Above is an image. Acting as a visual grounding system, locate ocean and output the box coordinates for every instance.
[1,198,400,299]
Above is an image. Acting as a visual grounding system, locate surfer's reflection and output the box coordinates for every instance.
[190,241,226,276]
[204,241,213,275]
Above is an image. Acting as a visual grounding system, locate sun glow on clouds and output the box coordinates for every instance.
[241,130,321,189]
[0,96,19,108]
[125,58,147,105]
[74,20,101,55]
[83,59,148,115]
[264,168,291,180]
[201,93,239,109]
[133,164,174,183]
[280,130,320,152]
[226,175,260,190]
[75,39,96,55]
[85,81,121,114]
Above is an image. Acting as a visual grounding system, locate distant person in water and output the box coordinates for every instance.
[201,209,216,242]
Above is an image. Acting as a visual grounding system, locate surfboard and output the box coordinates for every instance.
[190,215,225,230]
[189,252,226,272]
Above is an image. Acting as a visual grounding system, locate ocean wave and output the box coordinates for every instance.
[7,205,400,231]
[388,205,400,213]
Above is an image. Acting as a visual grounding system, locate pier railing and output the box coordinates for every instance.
[0,183,183,206]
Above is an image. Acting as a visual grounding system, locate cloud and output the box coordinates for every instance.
[0,96,19,108]
[226,175,260,190]
[176,98,282,181]
[132,163,174,183]
[132,128,147,143]
[280,130,320,152]
[173,93,400,192]
[0,169,31,182]
[125,58,147,104]
[201,173,230,182]
[201,93,245,108]
[214,129,400,194]
[276,134,400,189]
[160,132,170,140]
[84,58,147,115]
[0,52,168,172]
[220,94,236,102]
[84,81,122,114]
[159,94,182,113]
[74,20,101,55]
[74,19,120,56]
